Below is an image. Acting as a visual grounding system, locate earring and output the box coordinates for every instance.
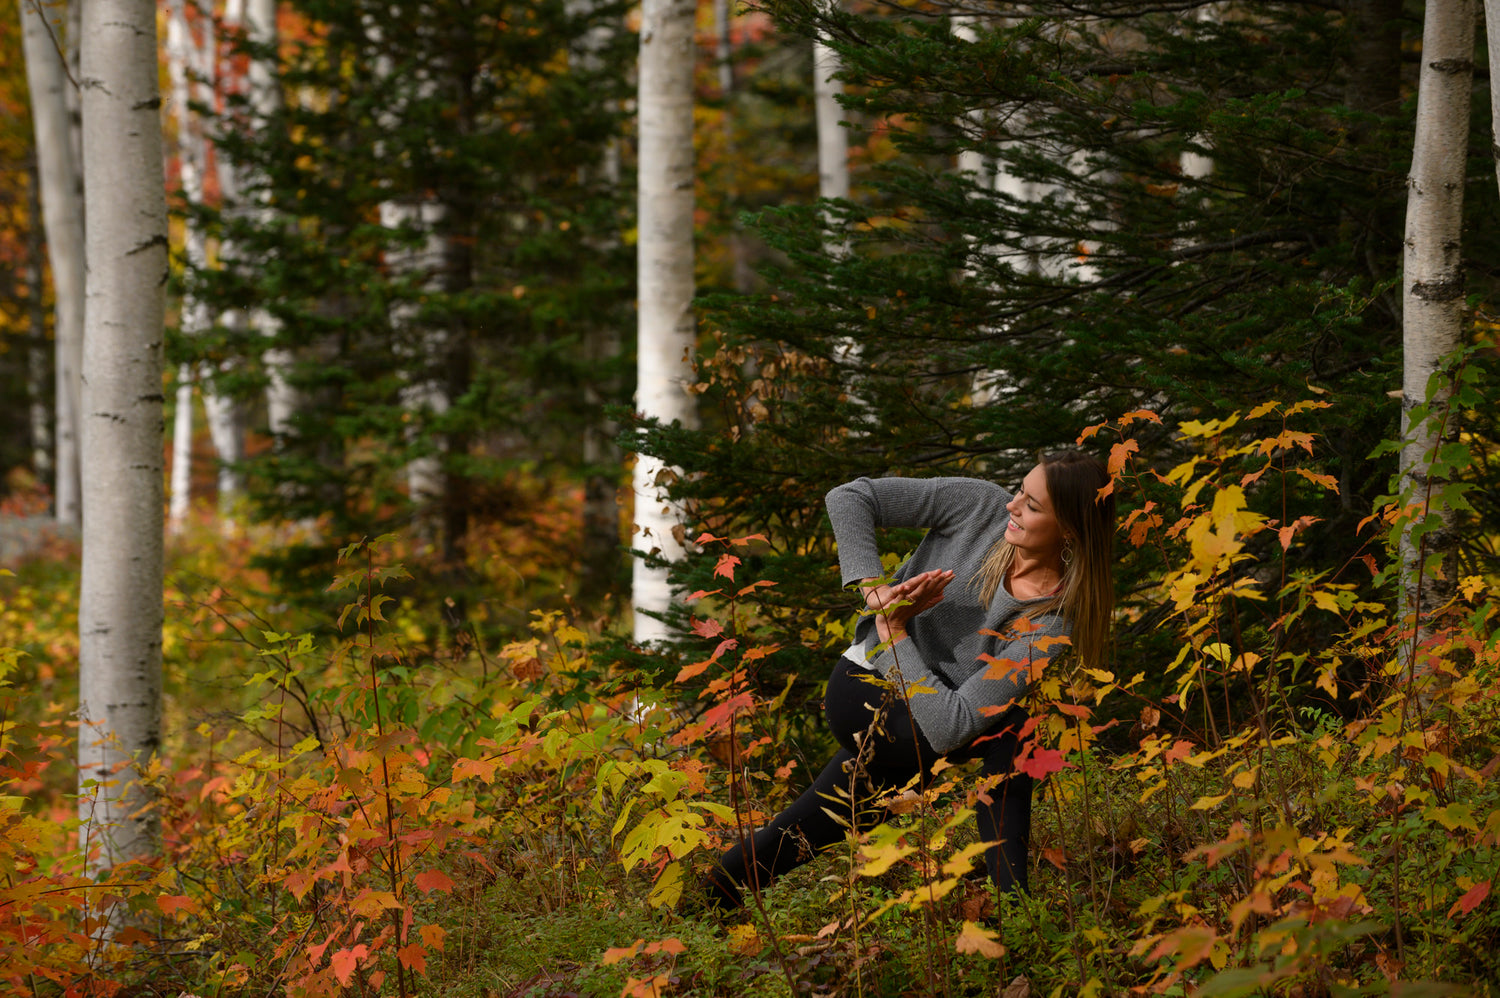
[1062,539,1075,566]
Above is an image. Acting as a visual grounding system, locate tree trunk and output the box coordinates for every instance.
[19,0,84,527]
[814,11,849,207]
[77,0,169,876]
[572,0,626,608]
[169,366,195,531]
[633,0,698,643]
[169,0,245,516]
[1399,0,1474,666]
[713,0,753,292]
[381,197,455,547]
[1486,0,1500,199]
[222,0,299,441]
[25,164,52,485]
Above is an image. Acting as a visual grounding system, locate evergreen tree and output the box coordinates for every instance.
[182,0,636,613]
[635,0,1500,699]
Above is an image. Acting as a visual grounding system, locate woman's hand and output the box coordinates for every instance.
[860,569,954,645]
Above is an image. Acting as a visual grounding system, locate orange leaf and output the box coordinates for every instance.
[156,895,200,917]
[414,869,454,894]
[645,937,687,956]
[1147,926,1217,970]
[452,757,499,784]
[675,659,713,683]
[714,553,740,580]
[601,940,644,966]
[1108,439,1139,474]
[420,924,447,951]
[283,869,317,901]
[1449,880,1491,918]
[330,945,368,987]
[690,617,724,639]
[1014,746,1068,779]
[396,942,427,974]
[1163,739,1196,764]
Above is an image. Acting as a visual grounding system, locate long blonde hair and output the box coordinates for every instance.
[974,451,1116,669]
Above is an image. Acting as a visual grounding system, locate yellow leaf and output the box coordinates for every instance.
[649,862,684,909]
[1191,794,1230,811]
[858,839,916,877]
[954,920,1006,958]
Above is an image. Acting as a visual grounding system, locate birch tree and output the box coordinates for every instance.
[77,0,169,874]
[813,5,849,209]
[633,0,697,643]
[167,0,214,529]
[219,0,298,441]
[1399,0,1475,660]
[19,0,83,527]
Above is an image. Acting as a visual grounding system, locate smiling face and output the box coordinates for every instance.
[1004,464,1067,561]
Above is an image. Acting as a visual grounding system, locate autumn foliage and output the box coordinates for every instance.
[3,393,1500,996]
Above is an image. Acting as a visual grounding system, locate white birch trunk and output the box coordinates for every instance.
[951,14,1004,406]
[169,366,194,531]
[168,0,244,514]
[221,0,298,439]
[367,16,455,539]
[381,199,453,522]
[19,0,84,527]
[813,25,849,206]
[166,2,203,530]
[951,17,991,193]
[1400,0,1474,659]
[633,0,698,643]
[77,0,169,875]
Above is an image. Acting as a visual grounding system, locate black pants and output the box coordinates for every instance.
[703,658,1032,911]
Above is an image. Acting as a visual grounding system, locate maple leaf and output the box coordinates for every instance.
[155,895,199,917]
[1014,746,1068,779]
[451,757,499,784]
[1147,925,1217,969]
[955,920,1006,958]
[396,942,427,974]
[714,553,740,580]
[1108,439,1138,475]
[601,940,644,965]
[414,869,454,894]
[330,945,368,987]
[1448,880,1491,918]
[690,617,724,639]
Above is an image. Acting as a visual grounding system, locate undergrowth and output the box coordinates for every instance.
[1,391,1498,997]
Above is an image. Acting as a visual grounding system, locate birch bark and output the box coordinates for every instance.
[633,0,698,643]
[19,0,84,527]
[1399,0,1474,662]
[77,0,169,874]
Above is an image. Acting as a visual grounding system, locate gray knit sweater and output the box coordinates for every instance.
[825,476,1071,754]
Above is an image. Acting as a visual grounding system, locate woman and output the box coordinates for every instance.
[702,450,1115,912]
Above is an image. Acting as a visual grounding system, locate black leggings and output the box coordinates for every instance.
[703,658,1032,911]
